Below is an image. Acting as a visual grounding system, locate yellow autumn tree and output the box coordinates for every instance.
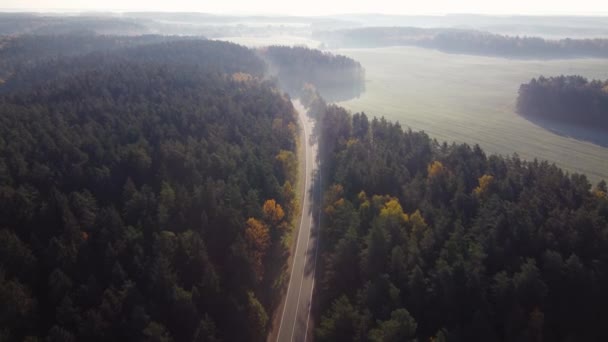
[473,174,494,197]
[244,218,270,281]
[379,198,409,224]
[262,199,285,224]
[427,161,446,179]
[377,198,409,242]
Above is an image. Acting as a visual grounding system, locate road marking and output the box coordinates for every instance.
[276,103,310,342]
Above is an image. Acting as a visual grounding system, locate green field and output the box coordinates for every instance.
[334,46,608,183]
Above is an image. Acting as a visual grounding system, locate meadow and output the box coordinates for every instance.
[334,46,608,183]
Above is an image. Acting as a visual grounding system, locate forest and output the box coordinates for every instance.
[314,27,608,58]
[0,13,149,36]
[0,35,364,102]
[306,93,608,341]
[0,35,180,68]
[0,38,300,341]
[2,22,608,342]
[517,75,608,131]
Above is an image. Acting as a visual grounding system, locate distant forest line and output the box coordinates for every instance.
[4,12,608,60]
[314,27,608,59]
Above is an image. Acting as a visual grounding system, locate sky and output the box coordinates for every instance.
[1,0,607,16]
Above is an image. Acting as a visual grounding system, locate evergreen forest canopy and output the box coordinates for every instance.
[301,92,608,341]
[0,37,265,92]
[0,36,315,341]
[0,34,189,82]
[0,33,367,341]
[517,75,608,131]
[314,27,608,59]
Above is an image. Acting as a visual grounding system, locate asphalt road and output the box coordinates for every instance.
[275,100,320,342]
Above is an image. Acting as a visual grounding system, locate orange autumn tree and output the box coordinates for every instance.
[244,217,270,281]
[262,199,285,224]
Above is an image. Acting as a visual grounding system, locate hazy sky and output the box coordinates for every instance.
[2,0,607,15]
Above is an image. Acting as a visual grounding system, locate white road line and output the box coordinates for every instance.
[276,104,310,342]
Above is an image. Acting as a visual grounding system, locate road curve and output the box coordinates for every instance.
[275,100,320,342]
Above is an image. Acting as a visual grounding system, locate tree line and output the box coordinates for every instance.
[308,93,608,341]
[314,27,608,59]
[517,75,608,131]
[0,14,149,36]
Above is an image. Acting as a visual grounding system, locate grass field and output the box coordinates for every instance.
[334,46,608,183]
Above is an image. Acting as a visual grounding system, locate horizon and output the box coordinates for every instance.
[2,9,608,18]
[2,0,608,17]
